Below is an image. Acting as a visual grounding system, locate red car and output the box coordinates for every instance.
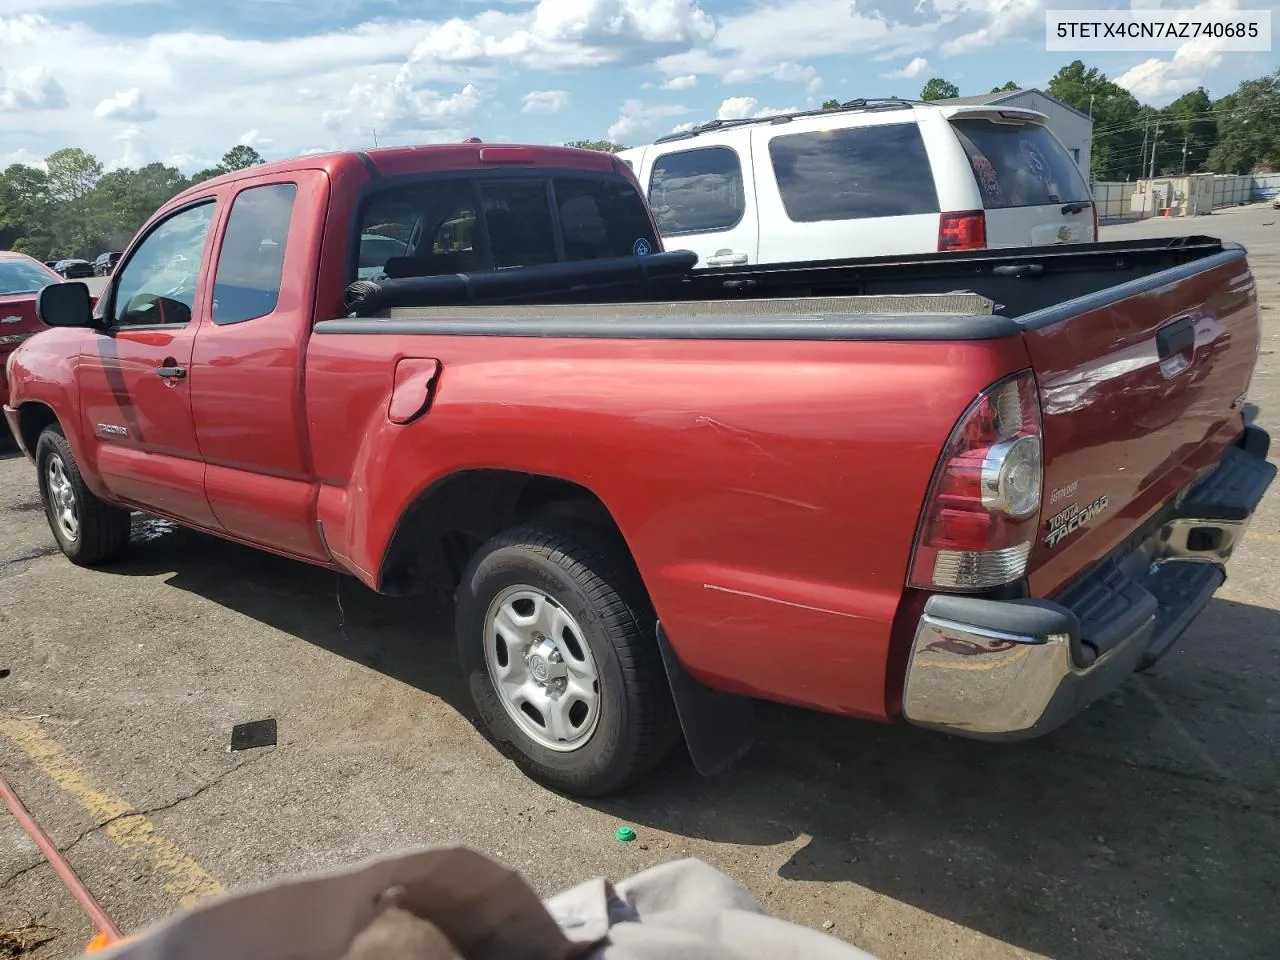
[4,145,1274,796]
[0,251,62,412]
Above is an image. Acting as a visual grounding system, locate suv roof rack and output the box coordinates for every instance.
[653,98,924,145]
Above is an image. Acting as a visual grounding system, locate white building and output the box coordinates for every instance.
[936,89,1094,180]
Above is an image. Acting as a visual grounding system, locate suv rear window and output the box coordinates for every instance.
[353,174,657,280]
[768,123,940,223]
[950,119,1091,208]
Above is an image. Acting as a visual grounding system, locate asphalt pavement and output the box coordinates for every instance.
[3,205,1279,960]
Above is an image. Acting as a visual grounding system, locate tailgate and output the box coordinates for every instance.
[1023,249,1259,596]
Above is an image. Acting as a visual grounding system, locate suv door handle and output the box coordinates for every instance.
[705,250,748,267]
[156,365,187,380]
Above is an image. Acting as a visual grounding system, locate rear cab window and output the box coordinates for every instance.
[351,172,657,282]
[767,122,940,222]
[950,119,1091,208]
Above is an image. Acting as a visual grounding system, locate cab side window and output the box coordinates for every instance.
[112,202,216,328]
[212,183,298,324]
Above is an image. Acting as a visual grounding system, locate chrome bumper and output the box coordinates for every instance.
[902,429,1275,740]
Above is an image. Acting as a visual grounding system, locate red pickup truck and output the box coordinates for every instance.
[5,144,1274,796]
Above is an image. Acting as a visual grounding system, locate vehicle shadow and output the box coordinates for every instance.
[104,516,475,722]
[101,519,1280,960]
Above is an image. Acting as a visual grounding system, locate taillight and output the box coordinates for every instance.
[938,210,986,252]
[909,371,1043,591]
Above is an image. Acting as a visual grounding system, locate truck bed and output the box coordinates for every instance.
[329,236,1237,334]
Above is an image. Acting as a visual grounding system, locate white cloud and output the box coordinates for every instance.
[412,0,716,70]
[656,0,932,83]
[1114,0,1241,101]
[882,56,930,79]
[0,65,67,111]
[934,0,1042,56]
[94,87,157,122]
[607,97,690,141]
[715,96,796,121]
[664,73,697,90]
[323,75,484,137]
[521,88,570,113]
[670,120,695,133]
[237,129,274,148]
[107,124,152,170]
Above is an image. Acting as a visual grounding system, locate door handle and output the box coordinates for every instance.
[705,250,749,267]
[156,365,187,380]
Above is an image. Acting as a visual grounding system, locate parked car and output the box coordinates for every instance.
[94,251,122,276]
[52,258,94,279]
[617,99,1099,268]
[0,251,61,411]
[5,144,1270,798]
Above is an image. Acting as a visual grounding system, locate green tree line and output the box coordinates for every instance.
[822,62,1280,182]
[0,145,265,262]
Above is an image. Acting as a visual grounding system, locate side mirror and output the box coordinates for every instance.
[36,281,96,328]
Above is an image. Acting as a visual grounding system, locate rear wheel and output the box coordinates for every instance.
[455,523,679,796]
[35,426,131,566]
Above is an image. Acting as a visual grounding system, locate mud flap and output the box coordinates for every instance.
[656,623,754,776]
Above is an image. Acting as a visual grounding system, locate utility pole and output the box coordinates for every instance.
[1147,118,1161,180]
[1181,135,1189,174]
[1139,120,1149,181]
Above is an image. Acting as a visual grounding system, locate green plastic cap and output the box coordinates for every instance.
[615,826,637,843]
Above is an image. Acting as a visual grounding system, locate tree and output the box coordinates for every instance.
[44,148,103,258]
[0,163,51,251]
[564,140,627,153]
[1207,68,1280,174]
[189,167,224,185]
[822,98,841,110]
[1048,60,1148,180]
[91,163,190,249]
[1159,87,1217,174]
[44,148,102,204]
[920,78,959,101]
[219,145,266,171]
[990,81,1019,93]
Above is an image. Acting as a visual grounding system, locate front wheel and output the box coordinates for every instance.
[35,426,131,566]
[455,523,679,796]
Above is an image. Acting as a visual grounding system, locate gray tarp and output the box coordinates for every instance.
[93,847,880,960]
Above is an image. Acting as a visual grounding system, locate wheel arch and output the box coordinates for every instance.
[16,400,60,457]
[376,468,634,597]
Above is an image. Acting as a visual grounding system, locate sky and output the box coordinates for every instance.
[0,0,1274,175]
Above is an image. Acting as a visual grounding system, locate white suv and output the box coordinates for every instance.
[617,100,1098,268]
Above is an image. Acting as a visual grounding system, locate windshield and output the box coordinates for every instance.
[0,258,58,296]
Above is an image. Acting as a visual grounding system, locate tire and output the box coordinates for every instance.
[35,425,131,566]
[455,522,679,796]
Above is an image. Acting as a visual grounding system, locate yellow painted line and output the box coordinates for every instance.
[0,716,224,908]
[1245,531,1280,543]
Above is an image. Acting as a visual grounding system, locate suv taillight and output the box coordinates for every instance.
[909,371,1043,591]
[938,210,986,252]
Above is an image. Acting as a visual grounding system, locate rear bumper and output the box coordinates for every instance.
[901,425,1275,740]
